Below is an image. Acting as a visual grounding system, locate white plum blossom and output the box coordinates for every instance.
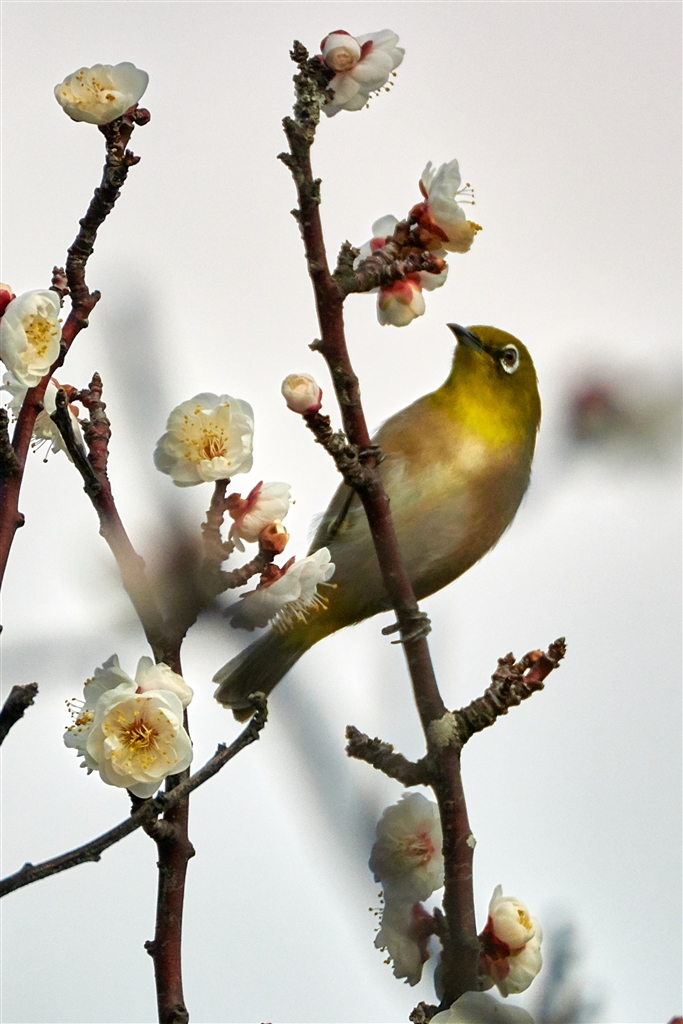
[54,62,149,124]
[64,654,193,799]
[0,290,61,387]
[2,374,83,460]
[370,792,444,903]
[281,373,322,414]
[415,159,482,254]
[374,900,434,986]
[321,29,404,116]
[479,885,543,997]
[227,481,291,551]
[431,991,535,1023]
[229,547,335,632]
[154,392,254,487]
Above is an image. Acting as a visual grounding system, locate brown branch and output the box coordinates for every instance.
[0,409,19,479]
[0,694,268,900]
[281,43,476,1004]
[345,726,431,786]
[0,108,148,591]
[0,683,38,744]
[454,639,566,744]
[334,238,447,296]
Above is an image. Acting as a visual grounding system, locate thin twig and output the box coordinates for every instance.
[0,695,268,899]
[345,726,431,786]
[0,683,38,745]
[280,43,477,1003]
[0,108,148,590]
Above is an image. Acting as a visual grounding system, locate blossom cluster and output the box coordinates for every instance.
[357,160,482,328]
[369,792,444,985]
[479,885,543,996]
[64,655,193,798]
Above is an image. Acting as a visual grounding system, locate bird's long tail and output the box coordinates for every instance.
[212,627,314,721]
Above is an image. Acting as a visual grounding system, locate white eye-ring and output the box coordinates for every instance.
[499,345,520,374]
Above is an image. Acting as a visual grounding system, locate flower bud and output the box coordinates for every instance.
[321,31,362,72]
[281,373,322,415]
[259,520,289,554]
[0,284,16,318]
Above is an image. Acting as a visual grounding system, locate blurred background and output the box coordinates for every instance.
[0,3,680,1023]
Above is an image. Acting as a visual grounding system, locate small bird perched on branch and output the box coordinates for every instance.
[214,324,541,718]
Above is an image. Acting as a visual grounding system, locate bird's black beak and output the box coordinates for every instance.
[447,323,486,353]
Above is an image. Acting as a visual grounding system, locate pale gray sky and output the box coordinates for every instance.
[1,3,681,1023]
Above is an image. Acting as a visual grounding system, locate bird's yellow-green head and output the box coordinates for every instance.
[432,323,541,449]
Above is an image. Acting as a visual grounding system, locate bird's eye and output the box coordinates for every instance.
[499,345,520,374]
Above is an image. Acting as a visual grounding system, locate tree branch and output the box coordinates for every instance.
[281,43,477,1003]
[0,683,38,745]
[0,694,268,900]
[0,108,148,591]
[345,726,431,786]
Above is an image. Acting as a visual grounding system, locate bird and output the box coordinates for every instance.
[214,323,541,719]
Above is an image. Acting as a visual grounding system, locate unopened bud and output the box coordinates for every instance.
[259,520,289,554]
[0,284,16,318]
[321,31,361,72]
[281,373,322,415]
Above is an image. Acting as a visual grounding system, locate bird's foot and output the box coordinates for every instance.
[382,611,432,645]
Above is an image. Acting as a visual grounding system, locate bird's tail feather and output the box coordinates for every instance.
[213,628,311,721]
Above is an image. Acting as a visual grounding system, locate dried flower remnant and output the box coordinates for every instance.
[431,991,535,1023]
[281,373,322,414]
[479,885,543,997]
[227,547,335,632]
[54,62,149,124]
[321,29,404,116]
[227,481,292,551]
[2,374,83,460]
[0,290,61,388]
[413,159,482,254]
[64,654,193,799]
[154,392,254,487]
[370,792,444,903]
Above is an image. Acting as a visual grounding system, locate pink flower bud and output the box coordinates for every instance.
[281,373,322,415]
[0,284,16,318]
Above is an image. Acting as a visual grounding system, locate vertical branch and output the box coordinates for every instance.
[280,44,478,1001]
[0,108,148,591]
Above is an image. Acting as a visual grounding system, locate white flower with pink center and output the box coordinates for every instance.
[154,392,254,487]
[227,481,292,551]
[370,792,444,903]
[377,276,426,328]
[374,900,435,987]
[413,158,482,254]
[228,548,335,632]
[0,290,61,388]
[479,885,543,997]
[54,62,148,124]
[321,29,404,116]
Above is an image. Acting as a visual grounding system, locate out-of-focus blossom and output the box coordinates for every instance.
[321,29,404,116]
[154,393,254,487]
[377,275,426,328]
[479,885,543,996]
[229,548,335,632]
[54,62,149,124]
[0,290,61,387]
[0,284,15,318]
[281,373,322,414]
[412,159,482,254]
[374,900,435,986]
[64,654,193,799]
[370,792,443,903]
[431,991,535,1023]
[227,481,291,551]
[2,374,84,460]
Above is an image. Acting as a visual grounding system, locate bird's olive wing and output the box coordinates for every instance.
[308,480,359,552]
